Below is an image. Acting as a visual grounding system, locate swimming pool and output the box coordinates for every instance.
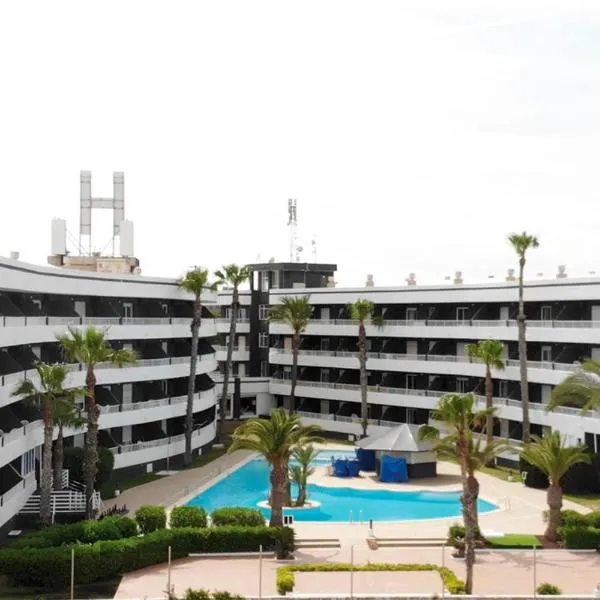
[187,454,498,522]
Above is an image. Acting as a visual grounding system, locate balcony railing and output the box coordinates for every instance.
[269,348,580,373]
[99,393,207,413]
[270,378,586,418]
[0,316,196,327]
[290,318,600,329]
[215,318,250,325]
[111,423,215,454]
[2,354,215,391]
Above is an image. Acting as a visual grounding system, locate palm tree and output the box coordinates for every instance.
[508,231,539,442]
[268,296,313,412]
[547,359,600,414]
[53,399,84,490]
[12,363,87,525]
[348,299,384,438]
[290,445,320,506]
[57,326,137,518]
[521,432,590,542]
[467,339,505,446]
[179,267,219,466]
[228,408,323,526]
[419,393,508,594]
[214,264,250,442]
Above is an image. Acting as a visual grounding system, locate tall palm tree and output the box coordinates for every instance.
[467,339,505,446]
[348,299,384,438]
[12,363,87,525]
[290,444,320,506]
[269,296,313,412]
[228,408,323,526]
[547,359,600,414]
[508,231,539,442]
[521,432,590,542]
[214,264,250,442]
[57,326,137,518]
[419,394,508,595]
[53,399,84,490]
[179,267,219,466]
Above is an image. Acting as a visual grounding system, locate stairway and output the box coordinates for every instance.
[19,483,103,519]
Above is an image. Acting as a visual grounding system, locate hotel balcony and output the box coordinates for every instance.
[269,349,578,386]
[213,345,250,362]
[0,473,37,529]
[1,354,218,410]
[269,318,600,344]
[215,318,250,334]
[0,316,216,349]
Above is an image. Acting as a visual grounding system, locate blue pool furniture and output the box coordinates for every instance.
[379,455,409,483]
[356,448,376,471]
[348,459,361,477]
[333,458,350,477]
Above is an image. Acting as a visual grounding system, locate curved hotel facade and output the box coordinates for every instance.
[0,257,217,532]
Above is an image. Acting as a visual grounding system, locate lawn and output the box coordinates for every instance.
[564,493,600,511]
[186,446,228,469]
[118,472,166,492]
[486,533,541,548]
[443,459,520,482]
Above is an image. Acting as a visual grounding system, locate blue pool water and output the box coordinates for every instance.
[187,454,498,522]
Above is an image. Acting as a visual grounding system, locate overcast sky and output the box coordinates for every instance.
[1,0,599,287]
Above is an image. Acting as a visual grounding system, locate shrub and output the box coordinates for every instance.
[63,446,114,487]
[0,526,294,589]
[275,563,465,596]
[10,516,136,549]
[183,591,244,600]
[211,507,265,527]
[100,482,117,500]
[562,526,600,549]
[135,505,167,534]
[170,506,208,529]
[537,583,562,595]
[559,509,587,527]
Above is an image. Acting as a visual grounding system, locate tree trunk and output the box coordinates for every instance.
[83,365,99,519]
[484,364,494,448]
[185,295,202,466]
[517,256,531,442]
[545,482,563,542]
[53,426,64,491]
[296,482,307,507]
[269,461,287,527]
[40,399,54,526]
[290,333,300,412]
[358,322,368,438]
[458,442,477,594]
[220,286,239,442]
[283,457,292,506]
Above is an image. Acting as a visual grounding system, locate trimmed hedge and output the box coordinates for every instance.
[170,506,208,529]
[276,562,465,595]
[561,526,600,549]
[211,507,265,527]
[135,505,167,534]
[537,583,562,595]
[10,516,137,549]
[0,526,295,589]
[561,509,600,529]
[184,590,244,600]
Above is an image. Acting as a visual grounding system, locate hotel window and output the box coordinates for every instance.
[456,377,468,393]
[541,305,552,321]
[123,302,133,319]
[456,307,468,322]
[283,367,292,381]
[541,346,552,362]
[498,380,508,398]
[320,369,330,383]
[261,361,269,377]
[320,338,330,351]
[406,307,417,321]
[259,304,269,320]
[258,333,269,348]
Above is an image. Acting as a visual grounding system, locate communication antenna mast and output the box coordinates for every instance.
[311,236,317,262]
[287,198,299,262]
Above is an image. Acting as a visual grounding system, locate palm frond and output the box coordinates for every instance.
[268,296,313,334]
[179,267,218,298]
[548,360,600,414]
[508,231,540,258]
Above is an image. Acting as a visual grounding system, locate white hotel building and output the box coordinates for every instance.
[2,254,600,535]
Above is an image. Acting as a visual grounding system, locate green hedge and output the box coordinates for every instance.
[10,516,137,549]
[135,505,167,534]
[561,509,600,529]
[276,563,465,595]
[0,526,294,589]
[211,507,265,527]
[170,506,208,529]
[183,590,244,600]
[561,526,600,549]
[537,583,562,595]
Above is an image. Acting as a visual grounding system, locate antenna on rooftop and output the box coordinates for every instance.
[287,198,300,262]
[311,235,317,262]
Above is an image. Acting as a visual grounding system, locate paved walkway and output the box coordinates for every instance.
[103,449,253,513]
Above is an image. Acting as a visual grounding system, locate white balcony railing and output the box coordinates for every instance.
[270,378,586,418]
[269,348,581,374]
[0,315,197,327]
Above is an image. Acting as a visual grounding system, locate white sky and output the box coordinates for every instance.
[1,0,599,287]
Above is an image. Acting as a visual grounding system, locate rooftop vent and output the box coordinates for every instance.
[406,273,416,286]
[365,274,374,287]
[454,271,463,285]
[9,251,19,260]
[506,268,516,282]
[326,276,336,288]
[556,265,567,279]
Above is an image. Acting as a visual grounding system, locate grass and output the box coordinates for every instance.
[118,472,166,492]
[487,533,541,548]
[564,493,600,511]
[442,459,520,482]
[185,446,228,470]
